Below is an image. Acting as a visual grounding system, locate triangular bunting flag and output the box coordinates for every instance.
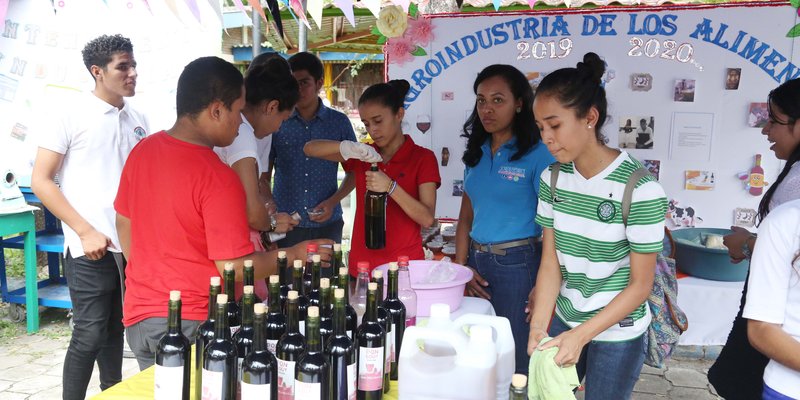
[232,0,249,17]
[249,0,269,25]
[266,0,284,37]
[307,0,323,29]
[184,0,201,23]
[333,0,355,27]
[0,0,9,25]
[280,0,299,25]
[289,0,311,29]
[393,0,411,13]
[527,0,535,8]
[164,0,183,21]
[140,0,153,14]
[492,0,501,11]
[362,0,381,18]
[207,0,223,24]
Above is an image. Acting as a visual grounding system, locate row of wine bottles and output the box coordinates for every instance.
[154,260,409,399]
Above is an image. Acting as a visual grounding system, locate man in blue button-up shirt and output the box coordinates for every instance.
[267,52,356,248]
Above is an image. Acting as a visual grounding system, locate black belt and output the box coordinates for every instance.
[471,237,540,256]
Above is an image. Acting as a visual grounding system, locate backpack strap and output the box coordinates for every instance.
[550,162,562,202]
[622,167,651,226]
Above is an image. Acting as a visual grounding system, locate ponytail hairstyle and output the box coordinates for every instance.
[461,64,538,168]
[533,52,608,143]
[757,78,800,225]
[244,57,299,111]
[358,79,410,114]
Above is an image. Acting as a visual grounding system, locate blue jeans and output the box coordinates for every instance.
[764,384,798,400]
[549,316,645,400]
[467,239,541,374]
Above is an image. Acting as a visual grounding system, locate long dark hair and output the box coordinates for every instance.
[757,78,800,224]
[461,65,538,167]
[534,52,608,143]
[358,79,410,114]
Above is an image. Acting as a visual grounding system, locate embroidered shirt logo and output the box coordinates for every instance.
[498,166,526,182]
[597,200,616,222]
[133,126,146,141]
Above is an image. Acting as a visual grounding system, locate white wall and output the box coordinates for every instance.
[388,3,799,229]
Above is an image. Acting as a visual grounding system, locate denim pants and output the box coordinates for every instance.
[467,240,541,374]
[126,317,201,370]
[763,384,798,400]
[63,251,125,400]
[548,316,645,400]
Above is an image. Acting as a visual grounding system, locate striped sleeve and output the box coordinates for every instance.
[626,178,667,253]
[536,168,554,228]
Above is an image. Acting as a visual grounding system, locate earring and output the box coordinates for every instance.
[515,107,521,113]
[587,124,592,129]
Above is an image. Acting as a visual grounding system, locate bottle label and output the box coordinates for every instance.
[348,330,353,340]
[230,325,241,337]
[391,323,397,362]
[267,339,278,354]
[237,357,244,397]
[358,346,384,391]
[201,368,223,400]
[299,320,306,337]
[294,380,321,400]
[384,333,391,374]
[240,381,270,399]
[277,358,296,400]
[405,317,416,327]
[154,364,183,400]
[347,362,357,400]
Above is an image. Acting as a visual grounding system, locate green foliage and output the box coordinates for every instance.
[3,248,25,278]
[788,23,800,38]
[411,46,427,56]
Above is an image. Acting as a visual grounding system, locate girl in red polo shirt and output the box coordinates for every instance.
[304,80,441,275]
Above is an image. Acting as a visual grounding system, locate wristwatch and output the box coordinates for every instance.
[741,234,757,259]
[269,214,278,232]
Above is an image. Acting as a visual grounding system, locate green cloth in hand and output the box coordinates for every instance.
[528,337,580,400]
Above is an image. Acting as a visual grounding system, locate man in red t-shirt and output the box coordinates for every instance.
[114,57,330,369]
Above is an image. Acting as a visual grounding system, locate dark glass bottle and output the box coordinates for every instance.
[241,260,263,304]
[223,263,242,336]
[276,290,306,399]
[326,288,356,400]
[265,275,287,356]
[155,290,190,400]
[509,374,528,400]
[356,283,385,399]
[331,244,343,287]
[371,272,391,393]
[303,243,319,295]
[295,306,330,399]
[364,163,387,250]
[234,286,256,387]
[203,294,237,400]
[241,303,278,399]
[292,260,309,336]
[307,254,322,308]
[318,279,333,346]
[382,265,406,381]
[195,277,221,400]
[277,251,290,312]
[338,267,358,340]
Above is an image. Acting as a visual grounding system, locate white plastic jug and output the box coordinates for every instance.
[452,314,516,400]
[399,325,497,400]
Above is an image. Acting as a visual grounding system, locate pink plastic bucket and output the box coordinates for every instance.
[375,260,473,317]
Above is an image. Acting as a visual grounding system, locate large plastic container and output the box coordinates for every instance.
[399,325,497,400]
[452,314,515,400]
[671,227,749,282]
[375,260,473,316]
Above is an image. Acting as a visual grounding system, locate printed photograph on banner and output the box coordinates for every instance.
[667,199,703,228]
[674,79,696,102]
[733,208,757,227]
[619,116,654,150]
[685,170,715,191]
[10,123,27,142]
[725,68,741,90]
[643,159,661,180]
[748,102,769,128]
[630,73,653,92]
[452,180,463,197]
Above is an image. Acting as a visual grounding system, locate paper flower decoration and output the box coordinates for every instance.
[406,16,434,46]
[789,0,800,37]
[376,6,408,38]
[384,36,416,65]
[374,4,435,66]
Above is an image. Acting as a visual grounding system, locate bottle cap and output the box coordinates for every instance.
[389,263,398,272]
[243,285,253,295]
[308,306,319,318]
[373,270,383,279]
[269,275,279,284]
[169,290,181,301]
[357,261,370,272]
[288,290,298,300]
[278,250,287,259]
[293,259,304,269]
[254,303,266,315]
[320,278,330,289]
[217,294,228,304]
[398,256,410,264]
[244,260,253,267]
[224,262,234,271]
[210,277,221,286]
[430,303,451,319]
[333,243,341,251]
[307,243,319,252]
[511,374,527,388]
[368,282,377,291]
[339,267,349,276]
[313,254,321,263]
[469,325,492,342]
[334,288,345,299]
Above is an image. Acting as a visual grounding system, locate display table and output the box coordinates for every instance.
[0,209,39,333]
[96,297,495,399]
[676,276,744,345]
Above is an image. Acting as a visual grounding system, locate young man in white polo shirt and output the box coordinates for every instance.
[31,34,148,400]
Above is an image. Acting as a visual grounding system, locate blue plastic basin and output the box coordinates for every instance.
[670,227,749,282]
